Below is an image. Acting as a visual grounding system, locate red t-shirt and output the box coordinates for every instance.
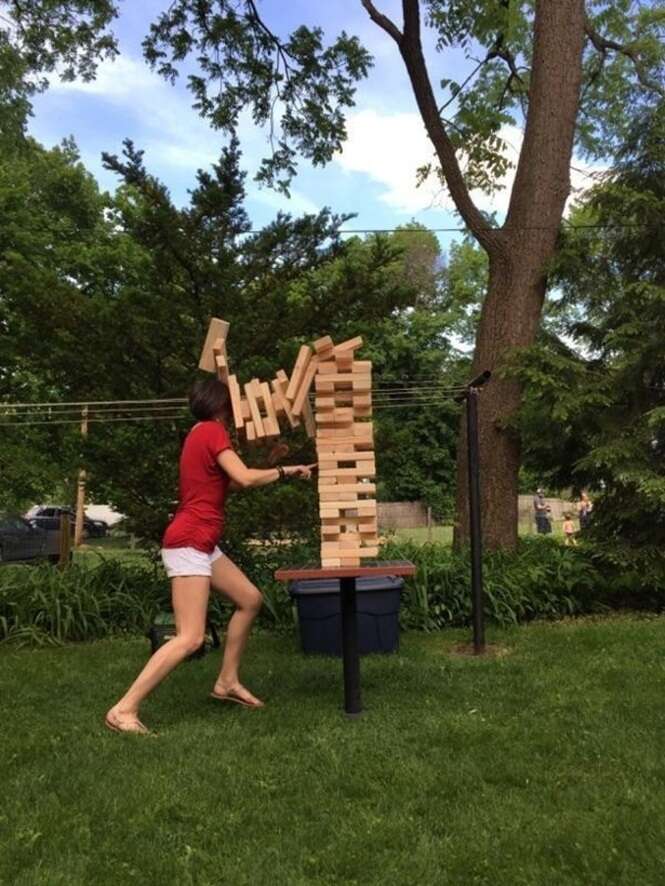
[162,421,233,553]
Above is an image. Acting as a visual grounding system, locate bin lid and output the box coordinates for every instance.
[288,575,404,596]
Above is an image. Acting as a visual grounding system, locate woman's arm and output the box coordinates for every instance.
[217,450,315,489]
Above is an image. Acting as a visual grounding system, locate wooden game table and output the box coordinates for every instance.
[275,560,416,717]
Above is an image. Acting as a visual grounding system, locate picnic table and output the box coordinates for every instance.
[275,560,416,717]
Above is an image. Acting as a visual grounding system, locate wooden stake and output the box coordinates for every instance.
[74,405,88,548]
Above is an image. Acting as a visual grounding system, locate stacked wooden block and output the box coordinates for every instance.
[198,318,379,567]
[312,335,379,568]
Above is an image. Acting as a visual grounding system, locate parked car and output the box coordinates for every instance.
[0,514,47,564]
[25,506,108,538]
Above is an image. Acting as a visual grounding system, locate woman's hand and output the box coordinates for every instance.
[284,463,317,480]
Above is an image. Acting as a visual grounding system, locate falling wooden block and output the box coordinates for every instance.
[228,374,245,431]
[198,318,230,373]
[291,357,319,417]
[244,380,265,438]
[286,345,312,402]
[271,374,300,429]
[259,381,280,437]
[301,394,316,438]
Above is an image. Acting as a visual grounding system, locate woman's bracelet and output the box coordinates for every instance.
[276,465,286,481]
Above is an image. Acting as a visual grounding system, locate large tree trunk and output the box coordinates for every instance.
[366,0,587,548]
[453,247,548,549]
[452,0,587,549]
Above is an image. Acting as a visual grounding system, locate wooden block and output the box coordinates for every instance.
[354,422,374,439]
[285,345,312,402]
[318,483,376,495]
[213,338,229,383]
[313,335,334,358]
[339,533,361,546]
[315,396,336,409]
[319,491,360,502]
[301,394,316,438]
[340,558,361,567]
[314,379,335,394]
[352,376,372,393]
[292,357,319,417]
[245,420,256,442]
[315,408,354,424]
[317,362,338,375]
[321,525,342,538]
[271,375,300,429]
[353,406,373,418]
[259,381,280,436]
[244,380,265,438]
[333,336,363,354]
[321,559,341,568]
[198,318,230,373]
[316,451,376,462]
[335,353,354,372]
[352,361,372,373]
[319,464,376,479]
[353,394,371,409]
[228,374,245,431]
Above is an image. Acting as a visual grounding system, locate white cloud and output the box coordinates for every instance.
[48,54,319,215]
[50,54,159,100]
[335,109,604,218]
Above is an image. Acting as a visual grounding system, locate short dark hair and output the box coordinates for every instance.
[189,378,232,424]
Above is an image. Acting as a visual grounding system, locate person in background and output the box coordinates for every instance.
[105,377,315,734]
[533,488,552,534]
[577,491,593,530]
[562,513,577,546]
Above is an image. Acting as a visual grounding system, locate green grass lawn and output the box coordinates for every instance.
[393,522,565,544]
[2,616,665,885]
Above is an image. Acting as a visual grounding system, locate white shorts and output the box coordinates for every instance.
[161,546,223,578]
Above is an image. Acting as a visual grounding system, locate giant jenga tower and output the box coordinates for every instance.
[308,336,378,567]
[198,320,380,567]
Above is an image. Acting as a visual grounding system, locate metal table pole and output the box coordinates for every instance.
[340,576,362,716]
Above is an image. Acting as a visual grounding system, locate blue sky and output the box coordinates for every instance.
[28,1,594,254]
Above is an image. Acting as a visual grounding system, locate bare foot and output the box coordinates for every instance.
[105,705,150,734]
[210,682,265,708]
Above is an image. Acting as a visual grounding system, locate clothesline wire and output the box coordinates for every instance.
[1,385,468,414]
[0,397,461,427]
[245,222,658,235]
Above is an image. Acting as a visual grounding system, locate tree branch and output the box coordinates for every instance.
[397,0,502,253]
[584,15,665,97]
[359,0,403,45]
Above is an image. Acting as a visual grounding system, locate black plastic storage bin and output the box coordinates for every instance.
[289,576,404,656]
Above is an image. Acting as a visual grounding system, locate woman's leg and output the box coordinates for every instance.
[210,553,263,704]
[107,576,210,726]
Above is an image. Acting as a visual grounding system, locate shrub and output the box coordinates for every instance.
[383,536,605,631]
[3,536,665,646]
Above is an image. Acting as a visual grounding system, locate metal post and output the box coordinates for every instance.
[466,388,486,654]
[340,576,362,716]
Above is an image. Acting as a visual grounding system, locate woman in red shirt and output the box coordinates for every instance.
[105,378,314,734]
